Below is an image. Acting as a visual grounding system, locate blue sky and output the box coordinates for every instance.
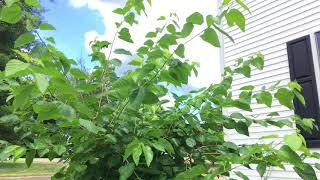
[40,0,105,64]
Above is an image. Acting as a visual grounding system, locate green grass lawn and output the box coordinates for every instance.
[0,159,64,177]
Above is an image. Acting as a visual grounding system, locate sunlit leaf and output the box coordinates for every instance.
[201,28,220,47]
[5,59,30,77]
[34,73,49,93]
[275,88,294,109]
[40,23,56,30]
[15,33,35,48]
[25,0,41,7]
[186,12,204,25]
[142,145,153,167]
[284,133,302,150]
[118,28,134,43]
[225,9,246,32]
[175,44,185,58]
[0,4,22,24]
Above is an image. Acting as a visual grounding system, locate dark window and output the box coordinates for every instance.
[287,35,320,147]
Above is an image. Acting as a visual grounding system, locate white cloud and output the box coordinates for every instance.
[69,0,222,88]
[84,30,99,54]
[69,0,88,8]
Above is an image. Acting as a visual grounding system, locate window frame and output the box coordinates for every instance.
[287,34,320,147]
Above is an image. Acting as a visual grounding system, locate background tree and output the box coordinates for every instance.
[0,0,48,144]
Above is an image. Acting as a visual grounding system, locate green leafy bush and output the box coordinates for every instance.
[0,0,44,144]
[0,0,319,179]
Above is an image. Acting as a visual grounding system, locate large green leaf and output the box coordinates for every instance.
[132,145,142,166]
[175,165,206,180]
[293,90,305,106]
[277,145,303,168]
[124,140,140,160]
[34,73,49,93]
[129,58,144,66]
[284,133,302,150]
[119,163,135,180]
[148,49,163,59]
[294,163,317,180]
[223,0,232,5]
[25,0,41,7]
[151,141,166,152]
[14,147,26,161]
[255,91,272,107]
[13,85,35,110]
[0,4,22,24]
[175,44,185,58]
[225,9,246,32]
[124,12,135,26]
[240,64,251,77]
[186,138,196,147]
[39,23,55,30]
[53,145,66,156]
[235,121,249,136]
[257,163,266,177]
[142,145,153,167]
[180,22,194,38]
[50,78,77,95]
[114,48,132,56]
[129,87,146,109]
[142,90,159,104]
[201,28,220,47]
[5,59,30,77]
[235,171,249,180]
[186,12,204,25]
[34,102,76,121]
[5,0,20,6]
[233,100,252,112]
[25,150,35,168]
[70,69,87,79]
[15,33,36,48]
[236,0,250,12]
[275,88,294,109]
[159,34,177,49]
[288,81,302,91]
[145,31,157,38]
[158,138,175,154]
[167,24,176,34]
[79,119,106,134]
[119,28,134,43]
[250,54,264,70]
[240,85,255,91]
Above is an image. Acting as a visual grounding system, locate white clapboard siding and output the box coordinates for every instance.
[220,0,320,179]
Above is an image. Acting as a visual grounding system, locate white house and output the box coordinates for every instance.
[219,0,320,179]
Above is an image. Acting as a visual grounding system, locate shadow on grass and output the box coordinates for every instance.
[0,160,64,177]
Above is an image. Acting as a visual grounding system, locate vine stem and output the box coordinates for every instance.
[111,99,129,126]
[35,31,59,64]
[94,22,123,120]
[35,31,47,47]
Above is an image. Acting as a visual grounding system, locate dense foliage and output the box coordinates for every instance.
[0,0,320,179]
[0,0,45,144]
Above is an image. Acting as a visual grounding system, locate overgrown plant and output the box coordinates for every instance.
[0,0,319,179]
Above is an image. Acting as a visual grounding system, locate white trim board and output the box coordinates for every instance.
[310,31,320,109]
